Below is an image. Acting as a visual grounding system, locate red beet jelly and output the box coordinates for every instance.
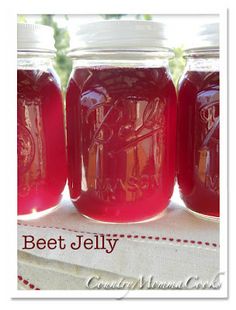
[178,70,219,217]
[17,23,67,218]
[18,69,67,216]
[66,66,177,222]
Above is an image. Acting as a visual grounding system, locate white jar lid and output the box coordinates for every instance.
[185,23,219,52]
[69,20,171,53]
[17,23,56,53]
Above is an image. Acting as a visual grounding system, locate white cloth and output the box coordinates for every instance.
[17,197,219,290]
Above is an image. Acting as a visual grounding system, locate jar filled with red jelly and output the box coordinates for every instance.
[17,23,67,219]
[66,21,177,223]
[177,23,219,220]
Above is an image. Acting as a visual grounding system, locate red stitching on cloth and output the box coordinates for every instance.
[17,222,219,248]
[18,275,40,290]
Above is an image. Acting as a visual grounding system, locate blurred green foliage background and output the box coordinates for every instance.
[17,14,186,91]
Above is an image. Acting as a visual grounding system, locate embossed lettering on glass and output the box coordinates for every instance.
[177,23,219,220]
[17,24,67,219]
[66,21,177,223]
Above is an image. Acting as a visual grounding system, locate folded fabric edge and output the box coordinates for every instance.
[18,250,136,290]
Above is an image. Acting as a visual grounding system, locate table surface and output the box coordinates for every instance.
[17,191,220,291]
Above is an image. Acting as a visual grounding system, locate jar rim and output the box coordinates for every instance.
[67,48,174,59]
[183,47,219,58]
[17,50,56,58]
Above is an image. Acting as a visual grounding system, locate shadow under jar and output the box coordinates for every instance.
[66,21,177,223]
[17,24,67,219]
[177,23,219,220]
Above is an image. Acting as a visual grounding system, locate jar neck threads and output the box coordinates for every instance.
[70,50,173,69]
[184,56,219,72]
[17,54,54,70]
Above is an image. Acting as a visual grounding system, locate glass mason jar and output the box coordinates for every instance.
[17,24,67,219]
[66,21,177,223]
[177,23,219,220]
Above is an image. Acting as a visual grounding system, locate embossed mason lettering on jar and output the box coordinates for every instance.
[17,24,67,219]
[66,21,177,223]
[177,23,219,219]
